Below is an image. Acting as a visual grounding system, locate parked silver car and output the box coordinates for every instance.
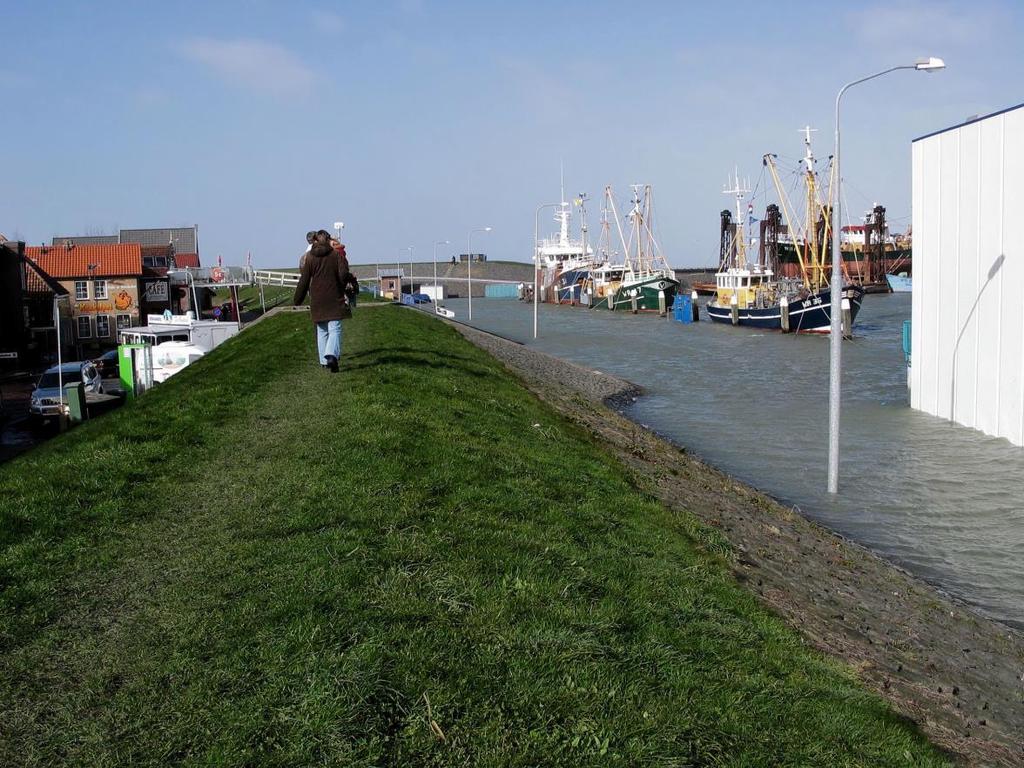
[29,362,103,419]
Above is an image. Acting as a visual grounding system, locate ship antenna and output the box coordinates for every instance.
[723,167,751,267]
[801,125,818,172]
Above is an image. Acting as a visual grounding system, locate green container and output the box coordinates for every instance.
[64,381,86,422]
[118,344,145,400]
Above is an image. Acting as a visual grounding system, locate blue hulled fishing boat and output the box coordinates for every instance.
[707,128,864,336]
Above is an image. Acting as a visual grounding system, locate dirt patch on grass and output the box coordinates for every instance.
[452,320,1024,767]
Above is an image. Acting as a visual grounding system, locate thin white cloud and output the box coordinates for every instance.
[311,9,345,35]
[848,1,1001,52]
[179,37,316,96]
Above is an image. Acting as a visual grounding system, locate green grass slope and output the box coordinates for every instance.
[0,308,949,766]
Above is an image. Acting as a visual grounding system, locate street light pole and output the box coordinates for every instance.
[169,268,200,319]
[534,203,559,339]
[400,246,413,296]
[433,239,449,305]
[408,245,414,294]
[467,227,492,320]
[87,263,99,349]
[827,56,945,494]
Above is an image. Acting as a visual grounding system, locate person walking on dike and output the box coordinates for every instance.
[331,237,360,308]
[299,230,315,270]
[293,229,352,373]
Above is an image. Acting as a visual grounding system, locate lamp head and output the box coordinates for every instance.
[915,57,945,72]
[334,221,344,230]
[484,227,493,232]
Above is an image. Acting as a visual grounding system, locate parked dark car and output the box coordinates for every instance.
[93,349,121,378]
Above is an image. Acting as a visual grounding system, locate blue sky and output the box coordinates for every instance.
[1,1,1019,267]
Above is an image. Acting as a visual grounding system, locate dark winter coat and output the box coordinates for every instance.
[293,243,352,322]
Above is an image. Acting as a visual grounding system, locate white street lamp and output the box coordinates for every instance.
[168,268,200,319]
[533,203,559,339]
[828,56,945,494]
[334,221,345,244]
[433,239,449,306]
[467,227,492,320]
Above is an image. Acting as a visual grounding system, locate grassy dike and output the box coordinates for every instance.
[0,307,949,766]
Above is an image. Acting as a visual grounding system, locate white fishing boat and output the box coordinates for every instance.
[534,171,594,305]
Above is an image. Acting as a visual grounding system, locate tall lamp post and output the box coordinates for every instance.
[433,239,450,305]
[334,221,345,244]
[169,269,200,319]
[533,203,559,339]
[827,56,945,494]
[87,263,99,350]
[467,227,492,320]
[400,246,413,296]
[408,245,415,295]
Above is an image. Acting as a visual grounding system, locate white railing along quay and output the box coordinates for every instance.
[253,269,301,287]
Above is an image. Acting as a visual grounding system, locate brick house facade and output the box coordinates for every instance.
[26,243,146,351]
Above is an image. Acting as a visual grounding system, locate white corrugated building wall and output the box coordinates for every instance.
[911,103,1024,445]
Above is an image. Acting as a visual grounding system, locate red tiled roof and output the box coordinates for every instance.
[22,259,66,296]
[173,252,200,268]
[26,243,143,278]
[25,267,50,293]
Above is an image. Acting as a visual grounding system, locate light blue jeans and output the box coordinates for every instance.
[315,320,342,364]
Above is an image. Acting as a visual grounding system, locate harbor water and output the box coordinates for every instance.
[442,294,1024,629]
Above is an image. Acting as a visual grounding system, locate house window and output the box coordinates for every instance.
[116,314,132,330]
[77,315,92,339]
[96,315,111,337]
[94,280,108,299]
[75,281,89,300]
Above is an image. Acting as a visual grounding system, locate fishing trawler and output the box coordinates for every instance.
[534,177,594,304]
[706,128,864,334]
[589,185,679,314]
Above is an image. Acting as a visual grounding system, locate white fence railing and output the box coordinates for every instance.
[253,269,301,287]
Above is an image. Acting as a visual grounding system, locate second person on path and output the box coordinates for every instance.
[293,230,352,373]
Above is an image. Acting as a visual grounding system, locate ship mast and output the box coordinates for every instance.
[723,168,751,268]
[556,162,571,247]
[578,191,589,264]
[800,125,823,288]
[607,185,630,265]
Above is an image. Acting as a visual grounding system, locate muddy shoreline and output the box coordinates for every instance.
[447,317,1024,767]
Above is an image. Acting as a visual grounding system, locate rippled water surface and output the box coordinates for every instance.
[442,294,1024,629]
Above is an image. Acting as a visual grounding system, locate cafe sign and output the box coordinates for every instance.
[144,280,169,303]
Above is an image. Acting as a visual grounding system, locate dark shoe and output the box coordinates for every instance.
[325,355,339,373]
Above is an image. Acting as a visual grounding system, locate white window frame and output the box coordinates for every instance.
[94,279,108,300]
[116,313,132,330]
[76,315,92,339]
[96,314,111,338]
[75,280,89,300]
